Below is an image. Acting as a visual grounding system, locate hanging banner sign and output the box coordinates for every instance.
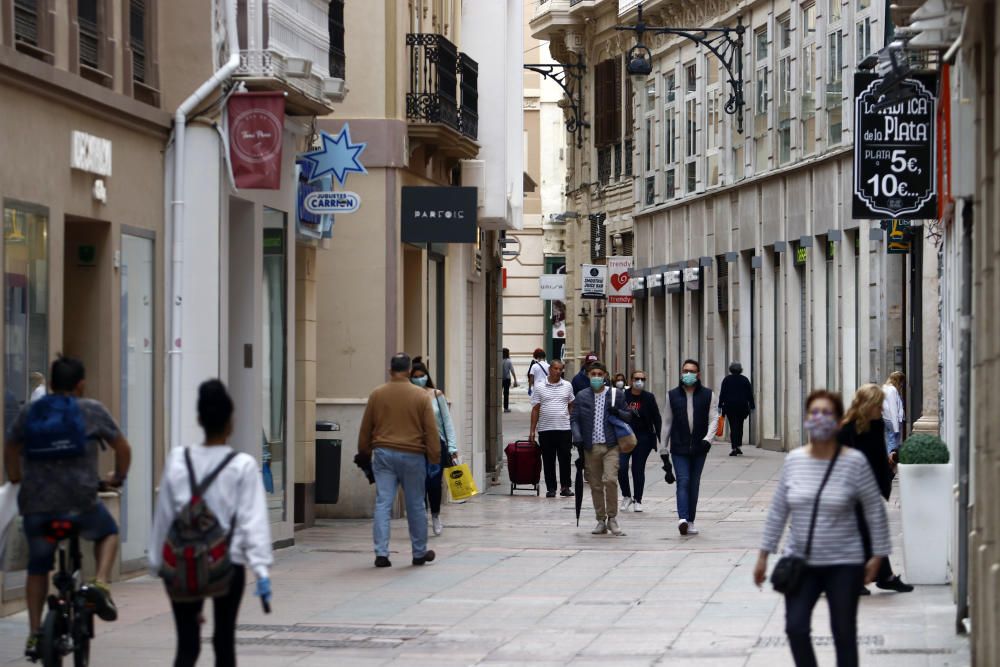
[304,191,361,215]
[228,92,285,190]
[607,256,633,308]
[539,274,566,301]
[401,187,478,243]
[295,164,333,240]
[886,219,913,254]
[581,264,607,300]
[852,72,938,220]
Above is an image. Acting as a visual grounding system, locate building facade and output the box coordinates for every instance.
[309,0,523,519]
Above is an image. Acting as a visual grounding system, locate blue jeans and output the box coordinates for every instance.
[372,447,429,559]
[884,422,901,454]
[672,452,707,522]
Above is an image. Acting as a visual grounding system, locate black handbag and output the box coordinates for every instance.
[770,446,841,595]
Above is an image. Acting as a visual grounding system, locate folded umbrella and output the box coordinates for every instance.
[574,445,585,526]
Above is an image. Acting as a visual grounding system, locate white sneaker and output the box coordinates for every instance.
[620,496,633,512]
[633,502,644,513]
[607,517,625,536]
[432,515,443,536]
[678,519,689,536]
[592,520,608,535]
[687,523,699,535]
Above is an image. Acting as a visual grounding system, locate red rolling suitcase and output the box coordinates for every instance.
[504,439,542,496]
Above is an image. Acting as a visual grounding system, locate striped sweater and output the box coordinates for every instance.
[761,447,891,566]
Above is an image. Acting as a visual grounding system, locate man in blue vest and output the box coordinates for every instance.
[660,359,719,536]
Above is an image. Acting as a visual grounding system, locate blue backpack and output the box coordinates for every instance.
[23,394,88,460]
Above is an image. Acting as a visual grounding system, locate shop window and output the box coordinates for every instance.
[329,0,345,79]
[262,210,288,523]
[11,0,55,62]
[3,201,49,428]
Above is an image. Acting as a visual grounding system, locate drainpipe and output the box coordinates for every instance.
[169,0,241,449]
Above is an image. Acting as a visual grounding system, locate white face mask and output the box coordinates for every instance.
[614,381,625,389]
[632,380,645,390]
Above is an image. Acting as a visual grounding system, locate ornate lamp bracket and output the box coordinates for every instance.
[524,53,589,148]
[616,2,747,133]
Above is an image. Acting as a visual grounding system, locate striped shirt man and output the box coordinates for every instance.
[530,379,574,432]
[761,447,890,566]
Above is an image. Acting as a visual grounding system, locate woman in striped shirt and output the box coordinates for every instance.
[754,390,890,667]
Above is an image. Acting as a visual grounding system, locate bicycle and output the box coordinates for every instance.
[32,518,96,667]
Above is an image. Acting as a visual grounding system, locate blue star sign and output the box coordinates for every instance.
[300,124,367,186]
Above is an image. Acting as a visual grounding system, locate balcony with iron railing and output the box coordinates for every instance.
[406,33,479,158]
[233,0,345,115]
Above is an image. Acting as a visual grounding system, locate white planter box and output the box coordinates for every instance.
[899,462,953,584]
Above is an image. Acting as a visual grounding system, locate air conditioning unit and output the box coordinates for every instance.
[323,78,347,102]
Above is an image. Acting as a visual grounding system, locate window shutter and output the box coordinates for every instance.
[716,255,729,313]
[614,58,623,141]
[590,214,608,262]
[624,71,634,138]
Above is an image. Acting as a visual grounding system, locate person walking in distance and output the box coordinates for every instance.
[839,384,913,595]
[526,348,549,397]
[571,352,600,394]
[619,370,662,513]
[718,361,755,456]
[882,372,906,466]
[661,359,719,536]
[529,359,575,498]
[149,380,273,667]
[358,353,440,567]
[755,390,891,667]
[571,362,631,536]
[410,358,458,537]
[501,348,518,413]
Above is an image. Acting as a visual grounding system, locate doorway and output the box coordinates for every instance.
[119,232,154,565]
[262,209,288,523]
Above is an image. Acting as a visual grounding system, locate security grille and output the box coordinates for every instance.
[590,214,607,261]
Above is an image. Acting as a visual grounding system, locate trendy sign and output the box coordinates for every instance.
[228,92,285,189]
[581,264,607,300]
[853,73,938,220]
[607,256,633,308]
[539,274,566,301]
[401,187,478,243]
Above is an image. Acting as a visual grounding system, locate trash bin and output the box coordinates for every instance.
[315,421,341,504]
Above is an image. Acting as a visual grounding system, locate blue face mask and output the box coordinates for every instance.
[590,377,606,390]
[681,372,698,386]
[411,376,429,388]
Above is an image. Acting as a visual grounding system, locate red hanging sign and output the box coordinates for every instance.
[228,92,285,189]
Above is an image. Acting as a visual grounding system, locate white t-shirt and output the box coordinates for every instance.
[528,360,550,387]
[530,378,574,432]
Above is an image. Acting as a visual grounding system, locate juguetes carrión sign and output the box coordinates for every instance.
[853,72,938,220]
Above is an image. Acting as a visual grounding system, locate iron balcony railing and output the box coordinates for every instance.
[406,33,478,140]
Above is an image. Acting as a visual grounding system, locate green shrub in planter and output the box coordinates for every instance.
[898,433,950,464]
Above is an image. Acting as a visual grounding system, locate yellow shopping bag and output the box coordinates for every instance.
[446,463,478,501]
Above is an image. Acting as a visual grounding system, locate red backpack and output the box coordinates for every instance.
[159,449,239,601]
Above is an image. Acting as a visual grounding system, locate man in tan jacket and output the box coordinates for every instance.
[358,353,440,568]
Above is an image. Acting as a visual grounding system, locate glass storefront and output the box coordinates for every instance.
[3,201,48,429]
[262,209,288,522]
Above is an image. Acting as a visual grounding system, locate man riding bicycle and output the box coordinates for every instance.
[3,355,132,660]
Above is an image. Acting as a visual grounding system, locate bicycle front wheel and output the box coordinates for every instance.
[72,613,91,667]
[40,608,65,667]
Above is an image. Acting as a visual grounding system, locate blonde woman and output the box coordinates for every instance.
[839,384,913,594]
[882,372,906,461]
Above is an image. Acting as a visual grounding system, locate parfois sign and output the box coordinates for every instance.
[853,73,938,220]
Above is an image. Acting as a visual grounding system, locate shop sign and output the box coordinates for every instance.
[299,125,368,186]
[630,275,647,299]
[683,267,701,291]
[539,274,565,301]
[295,164,334,240]
[886,219,913,254]
[607,256,633,308]
[500,236,521,261]
[853,72,938,220]
[646,271,664,296]
[401,187,478,243]
[665,270,683,294]
[304,191,360,215]
[581,264,607,300]
[795,246,808,266]
[70,131,112,177]
[228,92,285,190]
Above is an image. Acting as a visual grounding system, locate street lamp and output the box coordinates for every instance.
[617,2,747,133]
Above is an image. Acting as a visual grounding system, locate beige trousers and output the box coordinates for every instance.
[585,443,620,521]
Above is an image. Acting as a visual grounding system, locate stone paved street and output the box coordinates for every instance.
[0,406,970,665]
